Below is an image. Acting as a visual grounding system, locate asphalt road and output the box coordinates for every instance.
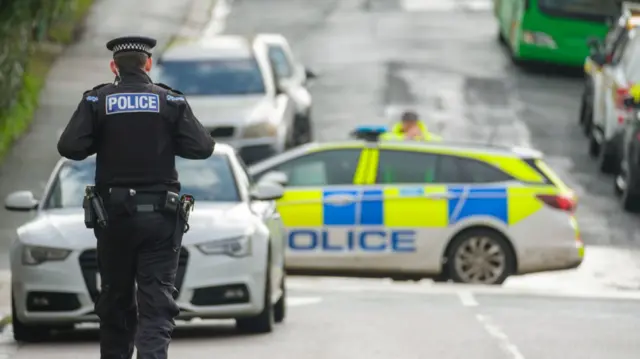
[2,0,640,357]
[2,279,640,359]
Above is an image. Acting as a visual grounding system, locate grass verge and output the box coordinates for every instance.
[0,0,94,163]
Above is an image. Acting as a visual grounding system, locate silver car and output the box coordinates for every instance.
[153,35,315,164]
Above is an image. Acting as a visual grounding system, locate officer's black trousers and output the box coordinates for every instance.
[94,211,184,359]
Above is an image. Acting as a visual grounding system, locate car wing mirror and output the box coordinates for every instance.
[258,170,288,186]
[4,190,39,211]
[250,182,285,201]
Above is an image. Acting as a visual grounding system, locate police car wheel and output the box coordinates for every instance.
[447,229,514,285]
[235,257,274,334]
[274,274,286,323]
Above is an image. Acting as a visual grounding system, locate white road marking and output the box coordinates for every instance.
[457,291,478,306]
[476,314,526,359]
[287,277,640,301]
[287,296,323,307]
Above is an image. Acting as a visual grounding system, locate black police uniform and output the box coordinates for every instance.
[56,36,214,359]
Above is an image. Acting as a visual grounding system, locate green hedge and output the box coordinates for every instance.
[0,0,94,161]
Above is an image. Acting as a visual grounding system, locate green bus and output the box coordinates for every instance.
[494,0,625,66]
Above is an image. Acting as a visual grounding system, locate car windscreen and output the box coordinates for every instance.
[45,155,240,209]
[154,58,266,96]
[537,0,620,22]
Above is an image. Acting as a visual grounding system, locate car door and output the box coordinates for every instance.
[601,30,633,138]
[252,147,372,272]
[357,148,447,273]
[231,152,285,293]
[261,35,312,116]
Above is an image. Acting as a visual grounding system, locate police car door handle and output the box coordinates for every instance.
[325,194,356,205]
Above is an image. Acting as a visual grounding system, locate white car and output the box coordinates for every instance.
[5,144,287,342]
[153,34,315,164]
[590,15,640,174]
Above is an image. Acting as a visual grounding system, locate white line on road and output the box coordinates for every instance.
[476,314,525,359]
[457,291,478,307]
[287,296,323,307]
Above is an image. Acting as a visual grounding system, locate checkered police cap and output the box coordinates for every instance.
[106,36,157,56]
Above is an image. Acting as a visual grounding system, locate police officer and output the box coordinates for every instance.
[381,110,442,141]
[56,36,214,359]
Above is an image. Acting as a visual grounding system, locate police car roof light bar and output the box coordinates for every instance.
[351,125,388,141]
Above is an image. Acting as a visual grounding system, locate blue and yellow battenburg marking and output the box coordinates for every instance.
[105,93,160,114]
[282,185,545,252]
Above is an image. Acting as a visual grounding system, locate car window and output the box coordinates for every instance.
[45,155,240,209]
[376,150,438,184]
[154,58,265,96]
[538,0,619,22]
[437,155,514,184]
[266,149,362,186]
[267,45,293,78]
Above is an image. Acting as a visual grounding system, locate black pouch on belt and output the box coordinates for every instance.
[108,187,137,216]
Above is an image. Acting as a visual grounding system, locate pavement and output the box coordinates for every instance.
[1,0,640,357]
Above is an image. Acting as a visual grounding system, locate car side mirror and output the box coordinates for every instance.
[250,182,285,201]
[4,191,39,211]
[304,67,317,80]
[258,170,288,186]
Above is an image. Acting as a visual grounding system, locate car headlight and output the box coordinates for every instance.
[242,121,277,138]
[522,31,556,49]
[22,245,71,265]
[196,236,252,257]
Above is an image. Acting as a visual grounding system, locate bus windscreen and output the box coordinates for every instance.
[538,0,620,22]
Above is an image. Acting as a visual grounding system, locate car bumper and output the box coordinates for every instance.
[12,245,267,325]
[516,42,587,67]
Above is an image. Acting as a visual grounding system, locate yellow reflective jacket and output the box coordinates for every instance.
[381,121,441,141]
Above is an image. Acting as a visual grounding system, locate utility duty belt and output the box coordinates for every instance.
[83,186,195,233]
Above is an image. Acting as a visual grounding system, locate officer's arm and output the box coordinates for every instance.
[57,92,98,160]
[174,98,215,159]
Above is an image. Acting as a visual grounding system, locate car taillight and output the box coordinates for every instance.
[536,194,576,212]
[616,87,631,124]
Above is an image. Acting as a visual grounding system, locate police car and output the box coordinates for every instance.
[4,144,287,341]
[249,127,584,285]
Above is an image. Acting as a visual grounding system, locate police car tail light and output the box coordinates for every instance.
[536,194,576,212]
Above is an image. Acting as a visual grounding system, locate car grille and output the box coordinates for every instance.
[79,248,189,302]
[210,126,235,138]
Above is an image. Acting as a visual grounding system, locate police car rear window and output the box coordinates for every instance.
[375,150,514,184]
[45,155,240,209]
[155,58,266,96]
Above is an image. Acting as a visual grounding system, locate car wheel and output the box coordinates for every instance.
[274,272,286,324]
[588,131,600,158]
[615,167,640,212]
[447,228,515,285]
[293,113,312,146]
[236,257,274,334]
[597,139,619,174]
[581,100,594,137]
[12,295,52,342]
[497,28,507,45]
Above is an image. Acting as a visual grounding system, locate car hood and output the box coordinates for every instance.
[17,202,254,250]
[186,95,272,127]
